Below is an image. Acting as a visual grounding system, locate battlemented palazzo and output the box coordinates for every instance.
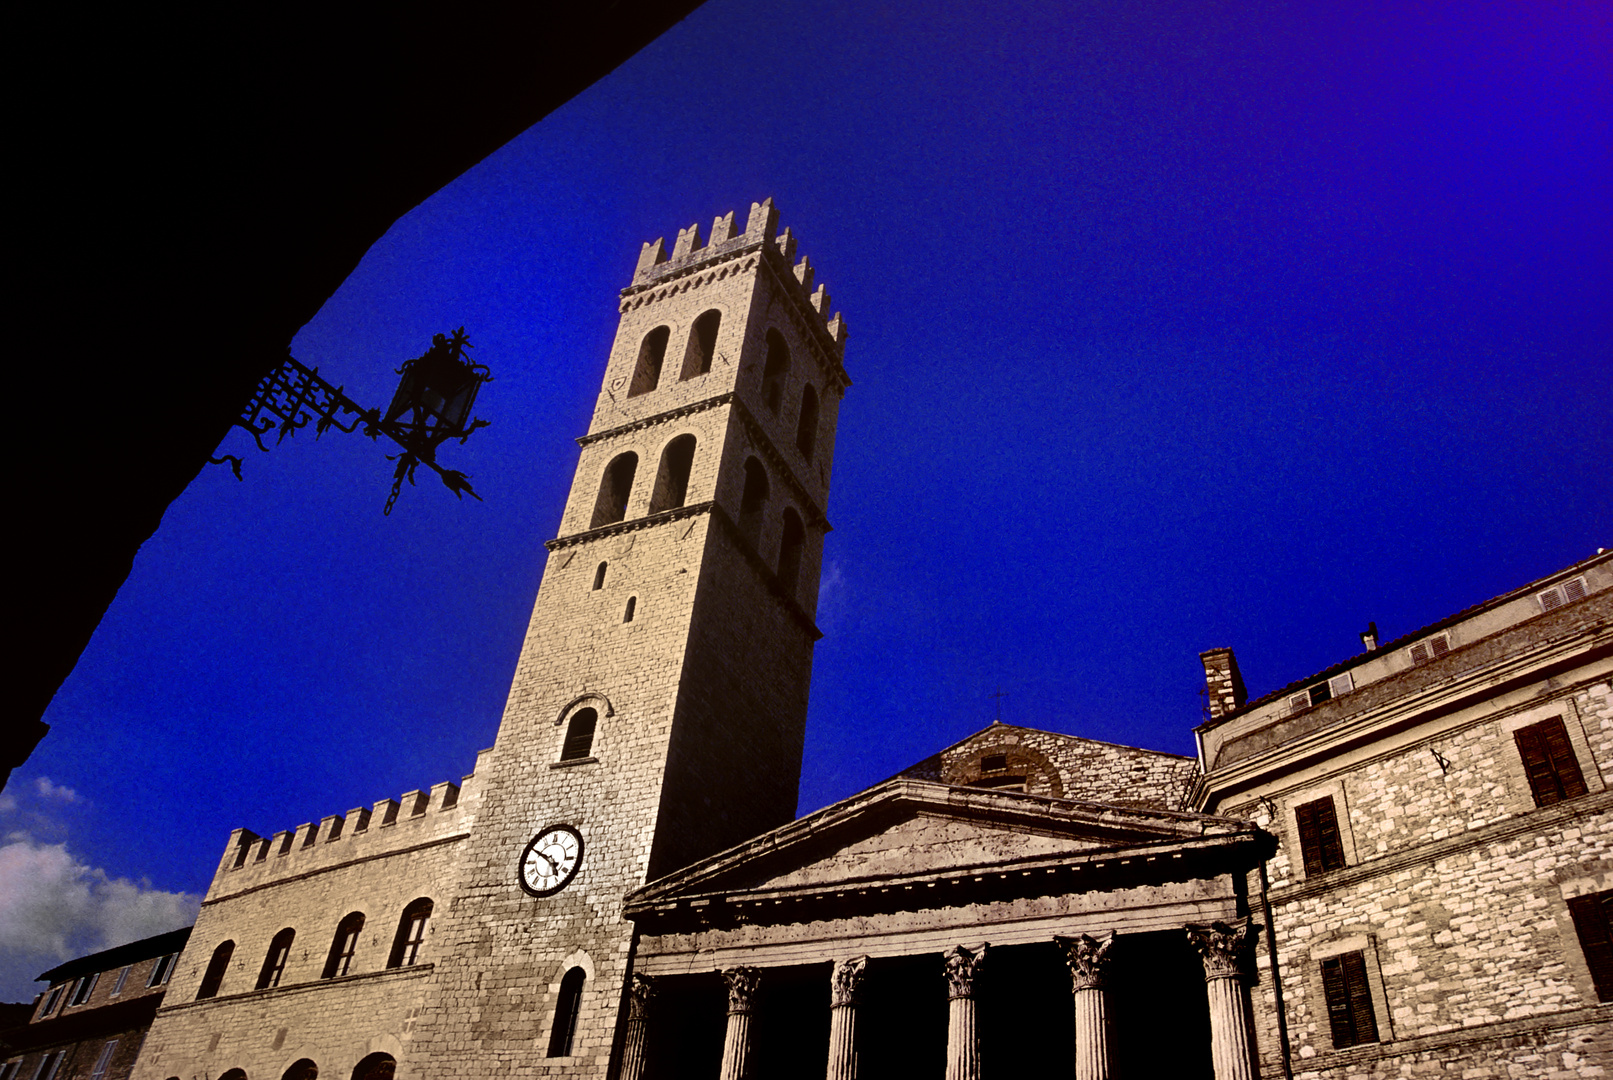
[112,202,1611,1080]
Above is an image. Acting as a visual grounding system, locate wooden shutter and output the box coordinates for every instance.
[1515,717,1587,807]
[1567,891,1613,1003]
[1321,951,1378,1048]
[1296,797,1346,874]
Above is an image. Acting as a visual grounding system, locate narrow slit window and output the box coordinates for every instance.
[560,709,598,761]
[623,597,636,623]
[69,973,98,1006]
[547,968,587,1057]
[111,965,131,997]
[88,1041,118,1080]
[760,330,791,413]
[592,563,607,591]
[628,326,670,397]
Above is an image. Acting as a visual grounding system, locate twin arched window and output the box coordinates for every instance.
[682,311,721,380]
[593,434,698,530]
[628,327,670,397]
[197,940,234,1000]
[546,967,586,1057]
[256,929,294,990]
[322,912,365,979]
[592,453,638,528]
[388,899,433,968]
[648,435,697,514]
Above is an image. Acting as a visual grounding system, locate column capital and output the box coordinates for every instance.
[1055,931,1116,991]
[830,955,869,1007]
[943,944,988,1001]
[1185,917,1260,982]
[627,972,656,1020]
[722,966,762,1014]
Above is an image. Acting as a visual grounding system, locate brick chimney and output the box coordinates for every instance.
[1200,648,1247,721]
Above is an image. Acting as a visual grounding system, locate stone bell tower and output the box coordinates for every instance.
[410,198,850,1078]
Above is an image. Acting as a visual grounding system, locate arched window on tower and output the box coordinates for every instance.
[256,928,295,989]
[591,453,638,528]
[648,435,697,514]
[196,941,234,1000]
[218,1071,247,1080]
[560,708,598,761]
[681,310,721,380]
[795,384,819,460]
[546,967,587,1057]
[778,508,805,595]
[321,912,365,979]
[738,458,768,548]
[280,1061,317,1080]
[592,563,607,591]
[628,327,670,397]
[760,330,790,413]
[388,899,433,968]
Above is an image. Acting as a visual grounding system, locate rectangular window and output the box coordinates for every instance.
[1320,951,1379,1048]
[1568,890,1613,1003]
[38,986,64,1018]
[32,1053,63,1080]
[1288,672,1355,714]
[1514,717,1588,807]
[1407,633,1450,665]
[2,1060,22,1080]
[88,1041,118,1080]
[147,953,176,987]
[1295,796,1347,875]
[111,965,132,997]
[69,972,99,1006]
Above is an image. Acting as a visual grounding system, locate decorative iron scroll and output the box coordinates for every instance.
[222,329,491,515]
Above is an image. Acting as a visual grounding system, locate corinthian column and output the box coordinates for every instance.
[1056,932,1115,1080]
[617,973,655,1080]
[942,944,987,1080]
[719,966,761,1080]
[825,955,868,1080]
[1186,918,1261,1080]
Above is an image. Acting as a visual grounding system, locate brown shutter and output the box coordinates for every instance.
[1341,951,1378,1045]
[1516,717,1586,807]
[1321,951,1379,1048]
[1568,891,1613,1003]
[1296,796,1346,874]
[1320,956,1355,1047]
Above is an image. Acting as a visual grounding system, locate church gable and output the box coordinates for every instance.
[898,723,1197,810]
[630,779,1244,907]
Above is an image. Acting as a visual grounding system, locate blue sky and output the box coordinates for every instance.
[5,0,1609,1001]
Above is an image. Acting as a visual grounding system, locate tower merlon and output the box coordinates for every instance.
[810,283,830,316]
[794,256,814,293]
[711,210,737,245]
[775,226,798,264]
[746,197,779,240]
[636,237,668,280]
[671,222,704,261]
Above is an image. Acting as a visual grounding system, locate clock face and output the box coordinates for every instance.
[519,825,583,897]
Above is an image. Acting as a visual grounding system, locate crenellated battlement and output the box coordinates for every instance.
[629,198,848,352]
[205,750,490,901]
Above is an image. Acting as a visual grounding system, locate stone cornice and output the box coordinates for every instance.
[154,962,432,1017]
[1269,787,1613,906]
[575,392,831,527]
[1200,627,1613,802]
[545,502,824,641]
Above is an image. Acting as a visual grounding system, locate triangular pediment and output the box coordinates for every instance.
[629,779,1252,912]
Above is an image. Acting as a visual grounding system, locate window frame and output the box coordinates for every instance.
[546,967,587,1058]
[1295,796,1348,875]
[38,985,64,1018]
[1513,716,1589,808]
[69,972,99,1007]
[147,952,176,988]
[322,913,365,980]
[1320,950,1380,1049]
[388,899,433,968]
[31,1052,63,1080]
[257,929,295,990]
[88,1041,119,1080]
[1566,888,1613,1003]
[111,964,132,997]
[196,940,235,1000]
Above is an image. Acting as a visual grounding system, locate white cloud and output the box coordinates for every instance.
[0,839,199,998]
[0,790,15,814]
[33,777,81,804]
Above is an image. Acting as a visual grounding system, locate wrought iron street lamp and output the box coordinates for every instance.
[219,328,492,514]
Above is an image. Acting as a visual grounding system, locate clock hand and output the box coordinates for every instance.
[531,850,558,876]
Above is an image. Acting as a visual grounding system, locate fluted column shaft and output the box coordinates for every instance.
[1057,932,1115,1080]
[1187,918,1260,1080]
[719,967,761,1080]
[825,956,868,1080]
[943,944,987,1080]
[617,974,654,1080]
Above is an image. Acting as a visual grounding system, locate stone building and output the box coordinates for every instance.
[3,928,188,1080]
[123,201,1611,1080]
